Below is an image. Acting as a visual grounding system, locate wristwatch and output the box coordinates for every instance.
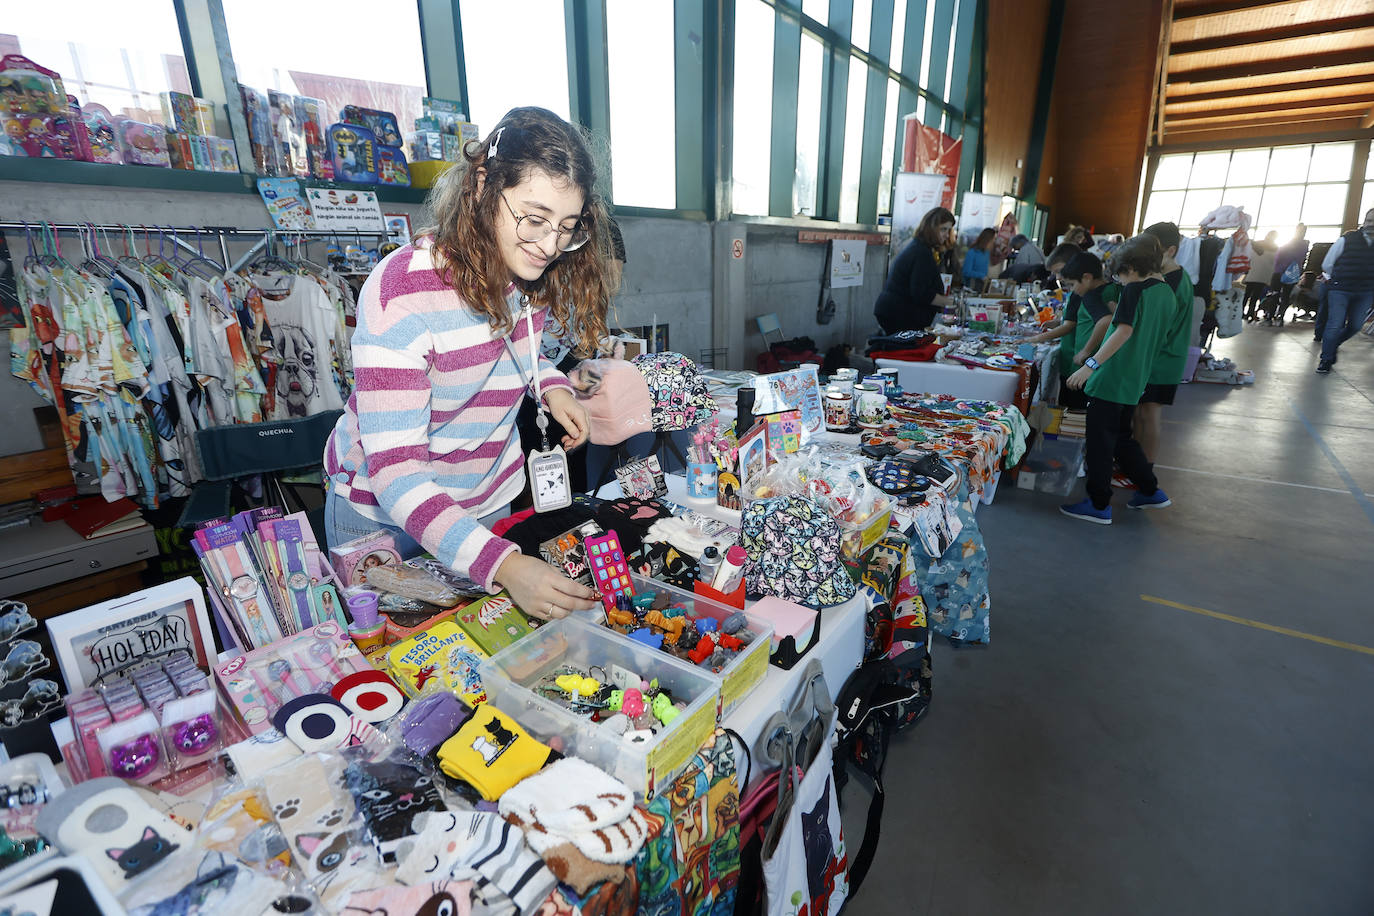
[280,524,316,628]
[1084,357,1101,370]
[219,546,273,646]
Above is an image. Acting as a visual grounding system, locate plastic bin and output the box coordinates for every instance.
[836,494,894,561]
[622,573,773,716]
[479,615,722,800]
[1019,433,1085,496]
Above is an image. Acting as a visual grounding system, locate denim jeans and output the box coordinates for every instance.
[324,486,509,558]
[1321,289,1374,363]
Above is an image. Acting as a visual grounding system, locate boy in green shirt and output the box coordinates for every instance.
[1060,234,1174,524]
[1026,245,1119,410]
[1136,222,1197,463]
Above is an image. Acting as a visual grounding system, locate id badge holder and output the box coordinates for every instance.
[529,446,572,512]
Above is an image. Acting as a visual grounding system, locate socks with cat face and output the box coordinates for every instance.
[34,778,193,895]
[435,704,554,802]
[395,810,555,916]
[342,756,446,861]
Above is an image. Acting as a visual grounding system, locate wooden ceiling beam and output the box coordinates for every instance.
[1164,112,1366,133]
[1170,14,1374,55]
[1172,0,1307,21]
[1166,96,1374,120]
[1170,48,1374,84]
[1167,73,1374,102]
[1167,93,1374,116]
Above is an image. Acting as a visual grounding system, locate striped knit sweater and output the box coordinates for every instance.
[324,241,572,590]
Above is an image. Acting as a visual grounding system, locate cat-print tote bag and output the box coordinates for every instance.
[760,720,849,916]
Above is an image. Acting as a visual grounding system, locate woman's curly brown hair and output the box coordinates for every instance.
[420,107,610,357]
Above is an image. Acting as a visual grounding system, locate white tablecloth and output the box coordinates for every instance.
[597,473,866,785]
[874,358,1019,403]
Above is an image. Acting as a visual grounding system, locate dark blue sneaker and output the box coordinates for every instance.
[1060,499,1112,525]
[1128,489,1172,510]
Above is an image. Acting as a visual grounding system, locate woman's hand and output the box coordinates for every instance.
[544,388,590,450]
[493,553,600,621]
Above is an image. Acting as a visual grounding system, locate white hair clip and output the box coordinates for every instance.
[488,127,505,159]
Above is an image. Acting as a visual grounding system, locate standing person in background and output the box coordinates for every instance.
[1244,230,1278,322]
[1271,224,1309,326]
[1025,246,1119,411]
[962,228,995,292]
[1135,222,1196,469]
[1059,234,1173,524]
[323,107,610,620]
[1316,208,1374,374]
[875,207,955,333]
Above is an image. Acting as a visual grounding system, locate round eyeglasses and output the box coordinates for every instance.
[501,195,591,252]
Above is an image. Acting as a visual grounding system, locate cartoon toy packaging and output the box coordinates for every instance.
[0,55,91,161]
[327,121,378,183]
[114,118,169,168]
[386,620,489,706]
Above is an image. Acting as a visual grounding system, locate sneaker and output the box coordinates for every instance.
[1111,473,1137,490]
[1060,499,1112,525]
[1128,489,1172,510]
[1316,361,1332,374]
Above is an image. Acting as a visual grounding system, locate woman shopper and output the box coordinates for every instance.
[323,107,609,620]
[875,207,956,333]
[962,227,995,292]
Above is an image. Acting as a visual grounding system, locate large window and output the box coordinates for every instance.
[458,0,569,136]
[794,33,824,217]
[606,0,675,209]
[838,56,869,224]
[3,0,191,124]
[731,0,775,217]
[1142,142,1359,244]
[225,0,427,136]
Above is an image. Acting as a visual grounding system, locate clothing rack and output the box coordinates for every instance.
[0,221,387,272]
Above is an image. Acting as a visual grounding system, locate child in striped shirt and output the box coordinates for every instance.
[325,107,613,619]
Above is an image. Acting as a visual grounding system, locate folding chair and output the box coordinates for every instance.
[756,313,786,350]
[177,411,343,544]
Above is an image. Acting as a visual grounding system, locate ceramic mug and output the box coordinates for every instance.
[687,462,718,498]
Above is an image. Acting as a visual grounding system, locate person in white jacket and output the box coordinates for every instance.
[1243,231,1278,322]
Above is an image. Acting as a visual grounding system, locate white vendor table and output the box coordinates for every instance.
[597,473,866,785]
[875,358,1020,403]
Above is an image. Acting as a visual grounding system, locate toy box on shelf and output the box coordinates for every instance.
[0,55,91,161]
[480,615,722,799]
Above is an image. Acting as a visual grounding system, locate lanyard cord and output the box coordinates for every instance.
[502,296,552,451]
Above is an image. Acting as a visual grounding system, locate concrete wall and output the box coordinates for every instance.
[0,179,889,456]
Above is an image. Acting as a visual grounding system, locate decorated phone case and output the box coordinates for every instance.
[584,532,635,609]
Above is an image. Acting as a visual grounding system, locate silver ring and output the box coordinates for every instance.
[548,602,556,616]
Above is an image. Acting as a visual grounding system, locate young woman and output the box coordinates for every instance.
[324,107,609,620]
[874,207,955,333]
[961,227,995,292]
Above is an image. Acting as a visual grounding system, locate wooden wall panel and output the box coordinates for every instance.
[983,0,1052,200]
[1046,0,1163,235]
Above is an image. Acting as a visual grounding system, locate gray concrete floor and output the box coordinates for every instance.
[844,320,1374,915]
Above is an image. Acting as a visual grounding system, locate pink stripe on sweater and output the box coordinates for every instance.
[430,440,509,465]
[368,444,432,474]
[408,493,453,535]
[472,537,517,589]
[355,367,432,392]
[432,340,506,372]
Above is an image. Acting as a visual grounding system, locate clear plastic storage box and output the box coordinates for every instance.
[624,573,773,716]
[479,615,722,799]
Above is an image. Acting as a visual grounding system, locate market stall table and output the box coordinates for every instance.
[596,472,866,784]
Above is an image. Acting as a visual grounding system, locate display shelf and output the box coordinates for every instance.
[0,156,254,193]
[0,158,428,204]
